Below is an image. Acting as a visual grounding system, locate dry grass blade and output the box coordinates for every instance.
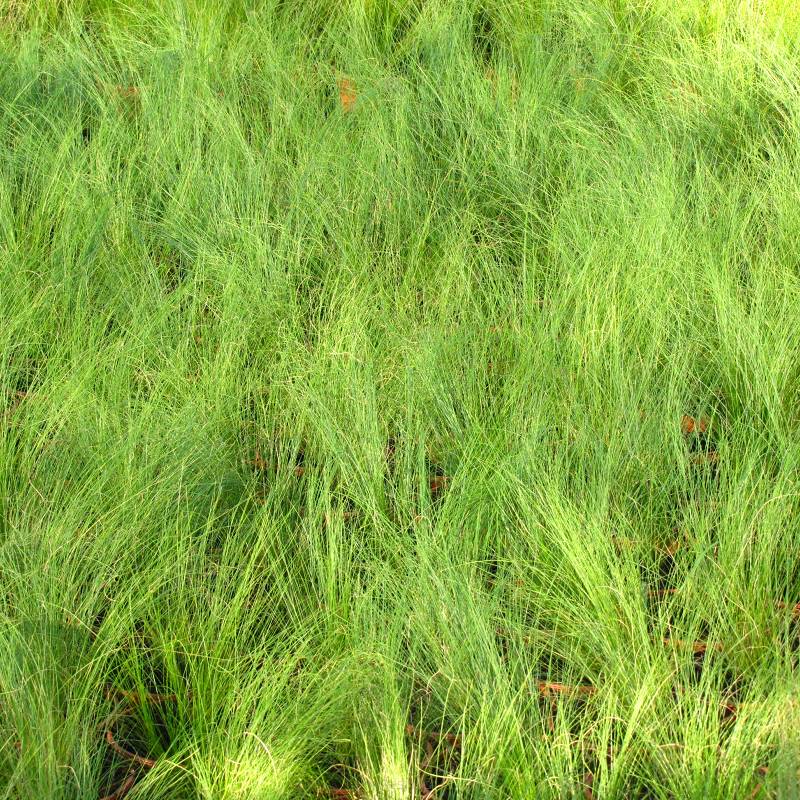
[648,588,679,598]
[536,682,596,697]
[99,771,138,800]
[105,728,157,769]
[661,639,723,654]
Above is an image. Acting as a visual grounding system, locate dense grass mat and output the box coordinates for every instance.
[1,2,799,798]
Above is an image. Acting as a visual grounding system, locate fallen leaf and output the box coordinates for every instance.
[115,85,140,100]
[681,415,709,435]
[777,600,800,619]
[250,451,268,470]
[429,475,449,493]
[337,77,357,112]
[583,771,595,800]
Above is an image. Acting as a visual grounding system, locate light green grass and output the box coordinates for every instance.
[1,1,799,798]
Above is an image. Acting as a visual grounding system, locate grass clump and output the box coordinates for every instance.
[1,1,800,798]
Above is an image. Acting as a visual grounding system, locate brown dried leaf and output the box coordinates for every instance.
[681,415,709,435]
[337,77,357,112]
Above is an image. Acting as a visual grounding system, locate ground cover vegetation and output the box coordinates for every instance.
[1,1,800,797]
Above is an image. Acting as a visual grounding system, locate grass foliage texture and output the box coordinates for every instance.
[1,1,800,798]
